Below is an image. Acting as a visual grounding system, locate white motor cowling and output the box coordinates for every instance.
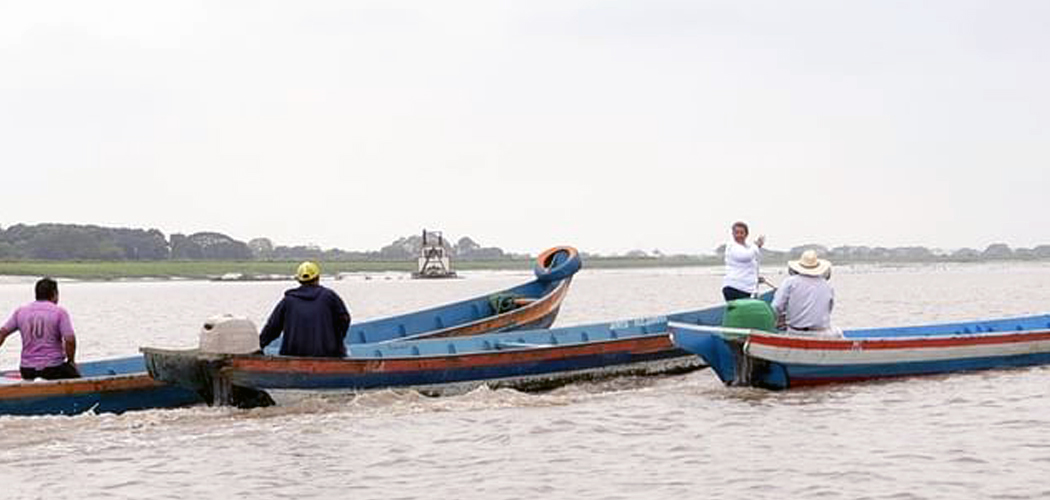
[199,314,259,354]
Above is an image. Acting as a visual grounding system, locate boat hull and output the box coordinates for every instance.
[345,276,572,345]
[0,365,202,416]
[145,335,702,405]
[231,335,697,392]
[266,356,699,403]
[143,293,772,406]
[749,329,1050,388]
[670,315,1050,390]
[346,247,581,345]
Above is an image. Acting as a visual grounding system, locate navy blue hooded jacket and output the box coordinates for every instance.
[259,284,351,357]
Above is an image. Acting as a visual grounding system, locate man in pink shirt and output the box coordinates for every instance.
[0,278,79,380]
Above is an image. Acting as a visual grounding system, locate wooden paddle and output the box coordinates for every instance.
[757,276,778,293]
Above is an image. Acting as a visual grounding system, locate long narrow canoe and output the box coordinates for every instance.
[344,246,579,345]
[0,357,201,416]
[1,247,580,416]
[142,293,774,407]
[669,313,1050,390]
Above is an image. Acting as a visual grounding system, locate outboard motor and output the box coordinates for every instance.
[199,314,259,355]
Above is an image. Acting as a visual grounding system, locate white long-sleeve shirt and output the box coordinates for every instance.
[723,240,761,293]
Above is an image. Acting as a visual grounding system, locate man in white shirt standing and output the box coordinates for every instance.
[772,250,842,337]
[722,221,765,301]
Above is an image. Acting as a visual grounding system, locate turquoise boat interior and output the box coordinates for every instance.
[347,278,564,345]
[348,304,733,359]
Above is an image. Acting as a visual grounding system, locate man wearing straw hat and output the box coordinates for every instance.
[771,250,842,338]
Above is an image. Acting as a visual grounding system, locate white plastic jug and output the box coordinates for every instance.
[199,314,259,354]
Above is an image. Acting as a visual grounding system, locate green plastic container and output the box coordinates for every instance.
[722,299,776,332]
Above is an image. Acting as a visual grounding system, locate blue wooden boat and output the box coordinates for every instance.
[0,357,201,416]
[343,245,580,345]
[142,293,774,407]
[669,313,1050,390]
[0,247,580,416]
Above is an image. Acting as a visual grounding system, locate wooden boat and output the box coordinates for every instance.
[669,313,1050,390]
[142,293,773,407]
[0,247,580,416]
[345,245,581,345]
[0,357,202,416]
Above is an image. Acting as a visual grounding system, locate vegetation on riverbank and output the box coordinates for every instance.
[0,257,712,280]
[2,254,1048,281]
[3,223,1050,280]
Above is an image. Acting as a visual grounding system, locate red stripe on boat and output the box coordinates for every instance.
[229,335,675,375]
[749,330,1050,351]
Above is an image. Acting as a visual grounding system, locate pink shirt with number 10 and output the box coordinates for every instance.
[2,300,76,369]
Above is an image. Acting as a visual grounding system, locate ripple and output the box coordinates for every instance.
[4,266,1050,499]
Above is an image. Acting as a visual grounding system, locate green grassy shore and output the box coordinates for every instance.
[0,257,711,280]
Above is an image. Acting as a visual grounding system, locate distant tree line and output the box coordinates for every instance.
[247,232,518,262]
[0,223,517,262]
[710,243,1050,262]
[0,224,254,261]
[3,223,1050,263]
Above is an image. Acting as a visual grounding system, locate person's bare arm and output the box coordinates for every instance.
[771,280,790,330]
[64,336,78,372]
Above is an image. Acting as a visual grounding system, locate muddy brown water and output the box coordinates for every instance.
[1,263,1049,500]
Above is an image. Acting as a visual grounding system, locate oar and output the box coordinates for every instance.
[668,322,760,342]
[751,276,778,299]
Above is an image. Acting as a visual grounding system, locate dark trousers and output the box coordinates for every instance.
[722,286,752,302]
[20,362,80,381]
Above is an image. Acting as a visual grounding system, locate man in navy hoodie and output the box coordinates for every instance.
[259,261,351,357]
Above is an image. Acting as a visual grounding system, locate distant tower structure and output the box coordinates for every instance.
[412,229,458,279]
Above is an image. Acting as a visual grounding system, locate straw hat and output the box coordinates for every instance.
[788,250,832,277]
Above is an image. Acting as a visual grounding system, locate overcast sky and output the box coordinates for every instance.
[1,1,1047,255]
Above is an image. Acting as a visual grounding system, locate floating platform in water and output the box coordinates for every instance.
[412,230,458,279]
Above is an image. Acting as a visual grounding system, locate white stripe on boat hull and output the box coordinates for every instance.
[747,339,1050,366]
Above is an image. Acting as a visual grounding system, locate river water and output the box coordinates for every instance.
[1,263,1049,500]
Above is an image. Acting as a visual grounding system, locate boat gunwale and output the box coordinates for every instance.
[371,277,571,343]
[260,355,704,398]
[143,334,679,377]
[668,319,1050,351]
[0,373,166,399]
[747,328,1050,351]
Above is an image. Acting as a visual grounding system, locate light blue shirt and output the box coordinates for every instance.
[771,275,834,330]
